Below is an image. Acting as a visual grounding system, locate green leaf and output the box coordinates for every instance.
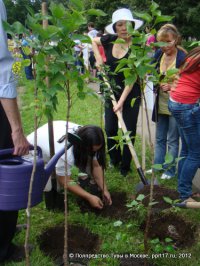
[26,13,37,29]
[132,36,146,45]
[149,201,159,206]
[189,41,200,47]
[21,59,31,67]
[165,245,174,252]
[136,65,150,79]
[108,135,120,141]
[133,11,152,23]
[150,238,160,244]
[50,2,65,18]
[131,98,137,108]
[77,91,86,99]
[126,200,138,207]
[153,41,169,47]
[127,22,135,35]
[150,29,157,35]
[123,68,131,78]
[22,47,31,56]
[26,6,35,16]
[116,232,121,240]
[2,21,13,35]
[165,237,173,243]
[136,194,145,201]
[59,54,75,64]
[155,244,163,253]
[12,21,26,34]
[71,11,87,26]
[113,220,123,227]
[166,68,179,76]
[35,53,45,65]
[45,25,60,38]
[152,164,163,170]
[71,34,91,43]
[163,196,173,204]
[115,58,128,73]
[150,1,159,12]
[87,9,107,17]
[155,15,173,25]
[113,38,126,44]
[164,153,174,165]
[175,156,184,163]
[68,180,77,186]
[68,0,84,11]
[125,73,137,86]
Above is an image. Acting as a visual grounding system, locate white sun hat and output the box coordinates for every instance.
[105,8,143,35]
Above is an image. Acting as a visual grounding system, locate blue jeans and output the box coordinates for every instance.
[154,114,179,177]
[169,99,200,200]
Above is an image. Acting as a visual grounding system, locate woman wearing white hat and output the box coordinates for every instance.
[92,8,143,176]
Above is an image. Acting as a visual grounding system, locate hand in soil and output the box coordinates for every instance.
[88,195,103,209]
[103,190,112,206]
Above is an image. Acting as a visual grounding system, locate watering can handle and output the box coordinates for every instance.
[0,145,43,157]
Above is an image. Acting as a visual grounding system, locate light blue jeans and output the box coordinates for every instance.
[154,114,179,177]
[169,99,200,200]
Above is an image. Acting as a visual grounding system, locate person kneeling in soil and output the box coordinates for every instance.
[27,121,112,209]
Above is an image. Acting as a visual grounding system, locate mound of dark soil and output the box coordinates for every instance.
[38,224,100,264]
[136,185,179,211]
[140,212,196,248]
[78,191,134,220]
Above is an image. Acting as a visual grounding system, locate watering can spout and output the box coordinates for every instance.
[44,147,65,179]
[44,132,81,179]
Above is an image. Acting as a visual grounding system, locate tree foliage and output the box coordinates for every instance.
[4,0,200,39]
[4,0,41,25]
[83,0,200,39]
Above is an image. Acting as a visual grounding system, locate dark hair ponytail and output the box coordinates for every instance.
[73,125,106,174]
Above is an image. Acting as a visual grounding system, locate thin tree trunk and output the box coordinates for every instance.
[141,94,146,171]
[63,79,71,266]
[142,79,156,266]
[25,80,38,266]
[42,1,57,208]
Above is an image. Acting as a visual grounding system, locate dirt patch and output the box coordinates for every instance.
[140,212,196,248]
[38,224,100,265]
[136,185,179,211]
[78,191,134,220]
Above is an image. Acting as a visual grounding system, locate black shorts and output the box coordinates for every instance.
[89,51,96,69]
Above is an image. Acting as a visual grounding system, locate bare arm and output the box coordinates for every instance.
[113,84,133,113]
[0,4,29,156]
[92,37,104,69]
[92,159,112,205]
[0,98,29,155]
[57,175,104,209]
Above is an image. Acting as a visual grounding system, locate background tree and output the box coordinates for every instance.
[5,0,200,39]
[4,0,41,25]
[83,0,200,39]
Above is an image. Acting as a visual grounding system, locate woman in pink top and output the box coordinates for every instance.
[168,46,200,203]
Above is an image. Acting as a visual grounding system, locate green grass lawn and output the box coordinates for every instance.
[4,79,200,266]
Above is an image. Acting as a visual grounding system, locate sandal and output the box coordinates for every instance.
[183,197,197,203]
[192,192,200,199]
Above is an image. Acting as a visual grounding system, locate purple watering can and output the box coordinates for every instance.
[0,132,80,211]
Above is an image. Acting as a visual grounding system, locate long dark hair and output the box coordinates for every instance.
[73,125,106,174]
[180,46,200,73]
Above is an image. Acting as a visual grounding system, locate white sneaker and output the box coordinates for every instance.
[160,173,172,180]
[146,169,152,174]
